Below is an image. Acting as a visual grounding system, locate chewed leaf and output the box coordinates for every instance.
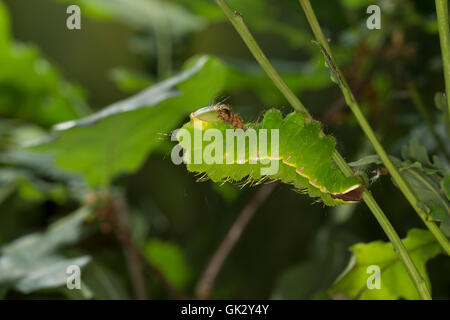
[176,106,363,206]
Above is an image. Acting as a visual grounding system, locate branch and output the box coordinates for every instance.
[195,182,277,299]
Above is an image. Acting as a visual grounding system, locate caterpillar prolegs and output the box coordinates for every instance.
[176,105,364,206]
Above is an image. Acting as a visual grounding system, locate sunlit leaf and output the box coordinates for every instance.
[330,229,442,300]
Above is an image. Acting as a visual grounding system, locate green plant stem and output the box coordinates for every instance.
[435,0,450,118]
[299,0,450,258]
[407,81,450,161]
[213,0,432,300]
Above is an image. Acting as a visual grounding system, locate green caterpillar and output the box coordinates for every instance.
[175,105,363,206]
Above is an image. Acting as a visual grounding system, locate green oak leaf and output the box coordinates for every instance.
[329,229,442,300]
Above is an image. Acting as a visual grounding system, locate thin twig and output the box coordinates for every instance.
[109,194,149,300]
[196,182,278,300]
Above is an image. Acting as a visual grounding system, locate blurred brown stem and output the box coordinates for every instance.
[101,192,187,299]
[195,182,277,299]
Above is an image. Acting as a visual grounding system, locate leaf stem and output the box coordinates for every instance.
[213,0,432,300]
[435,0,450,119]
[298,0,450,258]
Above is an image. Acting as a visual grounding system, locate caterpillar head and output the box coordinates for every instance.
[190,104,244,129]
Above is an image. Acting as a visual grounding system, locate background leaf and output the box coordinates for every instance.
[443,176,450,201]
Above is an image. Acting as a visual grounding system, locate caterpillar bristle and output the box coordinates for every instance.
[292,187,308,195]
[254,176,270,186]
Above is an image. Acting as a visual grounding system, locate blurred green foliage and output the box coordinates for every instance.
[0,2,88,128]
[143,238,191,290]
